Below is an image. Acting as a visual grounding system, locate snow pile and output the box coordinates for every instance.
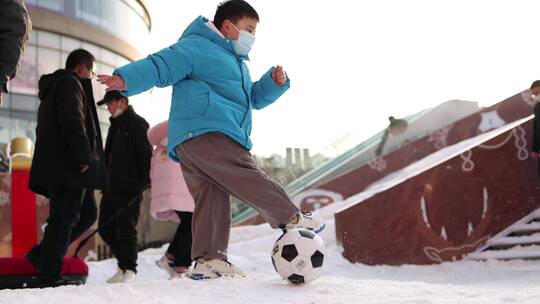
[3,218,540,304]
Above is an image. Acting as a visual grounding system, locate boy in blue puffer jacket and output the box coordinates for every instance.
[98,0,324,279]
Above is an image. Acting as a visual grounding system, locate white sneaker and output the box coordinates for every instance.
[156,255,174,274]
[122,270,136,283]
[169,266,190,280]
[188,259,245,280]
[106,268,125,284]
[286,211,325,233]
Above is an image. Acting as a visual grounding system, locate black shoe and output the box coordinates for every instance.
[25,247,40,269]
[38,277,83,289]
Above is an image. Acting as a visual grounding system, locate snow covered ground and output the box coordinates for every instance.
[3,219,540,304]
[3,117,540,303]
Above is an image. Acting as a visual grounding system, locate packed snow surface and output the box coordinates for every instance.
[3,219,540,304]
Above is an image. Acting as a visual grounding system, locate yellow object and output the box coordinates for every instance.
[10,137,33,158]
[11,157,32,170]
[9,137,33,171]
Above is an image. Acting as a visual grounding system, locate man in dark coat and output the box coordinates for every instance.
[26,49,105,288]
[97,90,152,283]
[0,0,32,107]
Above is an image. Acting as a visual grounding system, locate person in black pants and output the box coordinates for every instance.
[26,189,97,272]
[160,211,193,278]
[147,120,195,279]
[27,49,105,288]
[97,91,152,283]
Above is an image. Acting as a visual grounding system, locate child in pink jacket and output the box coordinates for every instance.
[148,120,195,278]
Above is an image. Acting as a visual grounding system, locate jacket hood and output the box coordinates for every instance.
[38,69,77,101]
[180,16,247,60]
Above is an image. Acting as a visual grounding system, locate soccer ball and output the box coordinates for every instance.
[271,228,326,284]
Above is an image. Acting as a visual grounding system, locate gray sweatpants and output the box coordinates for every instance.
[175,132,299,260]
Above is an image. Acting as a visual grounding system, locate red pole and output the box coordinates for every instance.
[9,137,36,257]
[11,169,36,257]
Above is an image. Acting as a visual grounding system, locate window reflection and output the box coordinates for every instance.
[37,0,64,12]
[37,48,61,79]
[3,0,153,170]
[11,45,38,95]
[6,28,148,150]
[26,0,150,53]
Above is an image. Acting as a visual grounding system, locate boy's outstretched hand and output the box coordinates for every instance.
[271,65,287,87]
[97,75,126,91]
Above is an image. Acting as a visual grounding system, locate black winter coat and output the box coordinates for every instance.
[29,70,105,196]
[104,106,152,194]
[0,0,32,92]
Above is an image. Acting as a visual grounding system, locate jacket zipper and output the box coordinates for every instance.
[238,57,251,144]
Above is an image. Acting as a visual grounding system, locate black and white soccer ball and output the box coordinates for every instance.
[271,228,326,284]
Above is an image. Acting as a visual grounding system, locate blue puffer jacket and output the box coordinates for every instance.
[114,16,290,161]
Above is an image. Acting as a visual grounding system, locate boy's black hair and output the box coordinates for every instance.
[65,49,95,71]
[531,80,540,89]
[214,0,259,30]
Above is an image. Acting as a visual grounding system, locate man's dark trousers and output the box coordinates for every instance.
[98,192,142,272]
[35,187,97,283]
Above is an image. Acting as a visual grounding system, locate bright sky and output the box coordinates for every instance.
[134,0,540,157]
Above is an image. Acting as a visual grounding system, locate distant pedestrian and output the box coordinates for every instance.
[97,90,152,283]
[148,120,195,279]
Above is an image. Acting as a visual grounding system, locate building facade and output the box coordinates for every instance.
[0,0,158,259]
[2,0,151,149]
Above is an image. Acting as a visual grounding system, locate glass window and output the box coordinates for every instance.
[2,93,12,109]
[75,0,101,26]
[60,51,69,68]
[30,0,150,52]
[98,62,114,76]
[82,42,100,60]
[10,94,38,112]
[61,36,81,52]
[100,49,117,67]
[0,109,39,145]
[11,45,38,95]
[38,0,64,12]
[116,2,130,39]
[9,116,36,143]
[38,31,61,50]
[37,48,61,79]
[99,0,116,29]
[0,116,11,145]
[2,29,138,146]
[28,29,38,45]
[37,0,63,12]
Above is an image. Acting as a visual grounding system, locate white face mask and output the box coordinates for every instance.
[534,94,540,102]
[230,23,255,57]
[112,106,125,118]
